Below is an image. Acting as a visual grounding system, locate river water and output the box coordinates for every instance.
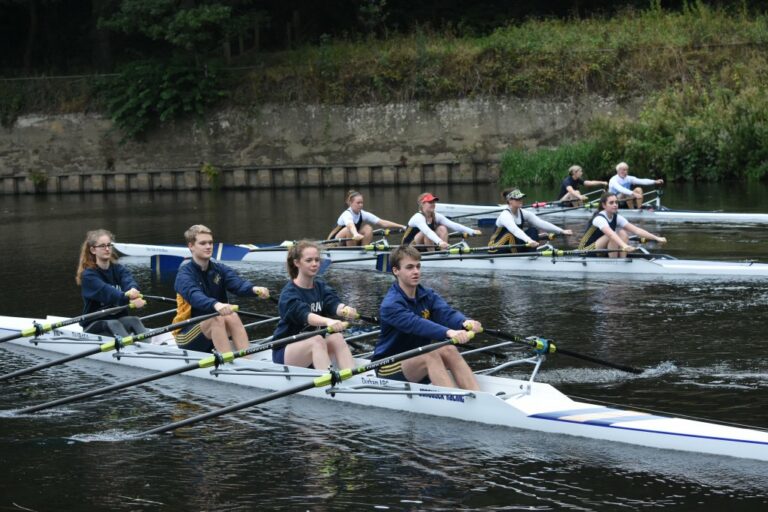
[1,183,767,510]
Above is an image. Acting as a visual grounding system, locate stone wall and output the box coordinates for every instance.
[0,96,639,194]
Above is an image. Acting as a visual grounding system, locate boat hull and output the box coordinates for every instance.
[114,242,768,279]
[1,315,767,461]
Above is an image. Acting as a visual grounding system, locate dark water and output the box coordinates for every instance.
[1,183,767,510]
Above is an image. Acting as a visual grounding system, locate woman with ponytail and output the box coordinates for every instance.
[578,192,667,257]
[327,190,405,246]
[271,241,359,369]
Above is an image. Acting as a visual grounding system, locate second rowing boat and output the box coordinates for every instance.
[114,242,768,280]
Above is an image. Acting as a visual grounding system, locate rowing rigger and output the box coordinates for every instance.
[1,314,767,461]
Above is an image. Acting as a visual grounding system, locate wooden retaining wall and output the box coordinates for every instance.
[1,161,498,194]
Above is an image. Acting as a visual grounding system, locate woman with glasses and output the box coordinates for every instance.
[489,187,572,253]
[75,229,148,336]
[578,193,667,257]
[402,192,480,251]
[272,240,358,370]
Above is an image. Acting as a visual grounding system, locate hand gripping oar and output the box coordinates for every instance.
[483,328,642,374]
[0,304,135,345]
[0,309,230,383]
[16,324,348,414]
[136,332,475,437]
[142,294,275,321]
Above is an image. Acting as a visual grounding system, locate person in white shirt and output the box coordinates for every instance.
[608,162,664,209]
[402,192,481,250]
[489,188,572,253]
[578,193,667,258]
[327,190,406,246]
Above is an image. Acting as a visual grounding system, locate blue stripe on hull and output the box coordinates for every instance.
[529,408,768,447]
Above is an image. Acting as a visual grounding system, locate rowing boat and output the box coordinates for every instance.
[113,242,768,279]
[2,314,767,461]
[436,200,768,225]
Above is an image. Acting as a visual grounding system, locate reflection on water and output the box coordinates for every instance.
[1,184,767,510]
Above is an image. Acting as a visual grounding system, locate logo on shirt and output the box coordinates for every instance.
[310,301,322,313]
[421,309,430,319]
[212,273,222,285]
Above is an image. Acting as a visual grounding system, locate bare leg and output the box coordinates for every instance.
[413,232,437,251]
[325,333,355,369]
[434,225,449,243]
[284,335,332,369]
[200,317,234,352]
[438,345,480,390]
[359,224,373,245]
[222,313,249,350]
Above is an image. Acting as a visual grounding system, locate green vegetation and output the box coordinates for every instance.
[97,60,227,140]
[200,162,220,188]
[501,70,768,184]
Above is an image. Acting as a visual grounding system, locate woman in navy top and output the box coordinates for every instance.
[75,229,147,336]
[272,241,359,369]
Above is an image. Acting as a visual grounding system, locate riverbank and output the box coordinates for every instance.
[0,96,638,195]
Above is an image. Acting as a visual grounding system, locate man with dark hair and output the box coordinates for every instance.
[373,245,482,390]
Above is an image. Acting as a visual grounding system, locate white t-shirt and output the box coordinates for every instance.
[496,208,564,243]
[592,212,629,232]
[336,208,381,227]
[608,174,656,196]
[407,212,475,245]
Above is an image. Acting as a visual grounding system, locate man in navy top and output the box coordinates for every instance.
[374,245,482,390]
[173,224,270,353]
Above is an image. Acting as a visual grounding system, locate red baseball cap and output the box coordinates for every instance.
[419,192,440,203]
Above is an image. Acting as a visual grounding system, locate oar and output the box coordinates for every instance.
[448,207,506,221]
[483,328,643,374]
[0,310,229,383]
[143,294,276,321]
[15,325,348,414]
[527,187,606,209]
[0,303,135,345]
[136,332,474,437]
[138,308,177,322]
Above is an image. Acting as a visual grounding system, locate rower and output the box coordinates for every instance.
[271,240,358,370]
[557,165,608,207]
[327,190,406,246]
[402,192,481,250]
[578,192,668,258]
[374,245,482,390]
[173,224,270,353]
[608,162,664,209]
[489,188,573,253]
[76,229,148,337]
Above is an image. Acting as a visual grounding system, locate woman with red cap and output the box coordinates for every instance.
[402,192,481,250]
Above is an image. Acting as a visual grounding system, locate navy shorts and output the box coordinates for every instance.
[174,324,214,353]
